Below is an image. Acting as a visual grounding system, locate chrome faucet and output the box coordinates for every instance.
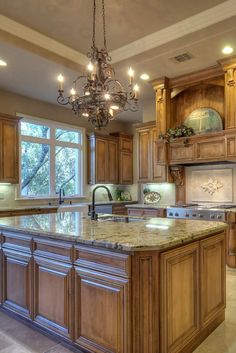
[90,185,113,220]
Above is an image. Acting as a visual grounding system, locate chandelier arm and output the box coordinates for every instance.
[102,0,107,50]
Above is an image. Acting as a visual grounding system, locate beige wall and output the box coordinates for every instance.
[142,98,156,123]
[0,89,137,208]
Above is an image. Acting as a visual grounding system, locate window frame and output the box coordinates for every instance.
[17,113,86,200]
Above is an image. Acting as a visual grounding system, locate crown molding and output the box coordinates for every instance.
[0,15,87,67]
[110,0,236,63]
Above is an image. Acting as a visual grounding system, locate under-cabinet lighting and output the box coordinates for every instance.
[0,183,11,185]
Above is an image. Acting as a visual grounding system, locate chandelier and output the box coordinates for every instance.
[56,0,139,129]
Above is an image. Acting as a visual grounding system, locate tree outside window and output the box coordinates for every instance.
[20,118,83,198]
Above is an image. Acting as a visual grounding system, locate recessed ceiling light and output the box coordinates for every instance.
[0,59,7,66]
[140,73,150,80]
[222,46,234,55]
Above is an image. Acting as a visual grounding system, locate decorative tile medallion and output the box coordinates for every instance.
[201,177,223,195]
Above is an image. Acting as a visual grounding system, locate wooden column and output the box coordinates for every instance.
[219,57,236,129]
[152,77,170,137]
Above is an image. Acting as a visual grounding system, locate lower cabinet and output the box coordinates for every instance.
[160,242,200,353]
[2,249,33,318]
[34,256,73,339]
[160,233,225,353]
[200,233,226,327]
[74,266,130,353]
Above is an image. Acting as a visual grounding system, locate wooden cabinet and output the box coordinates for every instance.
[168,140,194,164]
[88,134,118,184]
[200,233,226,328]
[2,249,33,318]
[88,132,133,185]
[74,266,130,353]
[127,207,166,217]
[111,133,133,184]
[160,232,225,353]
[0,114,20,183]
[137,123,169,183]
[195,136,225,162]
[34,256,73,338]
[160,242,200,353]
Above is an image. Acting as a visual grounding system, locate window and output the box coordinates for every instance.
[19,116,84,198]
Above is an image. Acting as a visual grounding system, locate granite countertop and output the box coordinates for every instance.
[125,203,169,209]
[0,212,227,252]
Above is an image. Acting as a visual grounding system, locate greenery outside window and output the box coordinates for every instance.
[19,116,84,198]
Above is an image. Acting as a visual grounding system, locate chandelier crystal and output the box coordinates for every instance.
[56,0,139,129]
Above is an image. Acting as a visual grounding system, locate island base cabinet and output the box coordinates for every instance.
[160,242,200,353]
[74,267,130,353]
[160,233,225,353]
[200,233,226,328]
[2,249,33,319]
[33,257,73,339]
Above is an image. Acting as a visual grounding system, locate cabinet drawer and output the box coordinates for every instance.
[74,245,131,278]
[143,209,166,217]
[2,231,32,253]
[195,138,225,161]
[127,209,144,217]
[169,143,194,163]
[33,238,73,263]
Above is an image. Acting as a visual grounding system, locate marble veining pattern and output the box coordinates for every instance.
[0,212,227,251]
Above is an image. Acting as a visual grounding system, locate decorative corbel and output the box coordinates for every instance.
[226,68,236,87]
[170,166,185,187]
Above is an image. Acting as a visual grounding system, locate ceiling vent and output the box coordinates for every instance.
[169,52,194,63]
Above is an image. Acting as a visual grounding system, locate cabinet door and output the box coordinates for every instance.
[2,249,33,318]
[108,139,118,184]
[74,267,130,353]
[152,129,166,182]
[138,130,151,182]
[0,120,19,183]
[200,233,226,328]
[95,138,107,183]
[119,151,133,184]
[160,242,200,353]
[34,256,73,339]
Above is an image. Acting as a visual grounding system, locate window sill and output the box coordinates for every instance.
[15,195,88,201]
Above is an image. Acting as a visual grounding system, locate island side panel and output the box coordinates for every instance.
[132,251,160,353]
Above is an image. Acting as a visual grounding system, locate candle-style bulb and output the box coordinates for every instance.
[70,88,76,95]
[134,84,139,99]
[57,74,64,91]
[128,67,134,77]
[87,62,94,72]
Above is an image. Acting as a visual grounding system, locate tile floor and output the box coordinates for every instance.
[0,269,235,353]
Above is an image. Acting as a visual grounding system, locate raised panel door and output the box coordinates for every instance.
[200,232,226,328]
[74,267,130,353]
[138,130,151,182]
[120,152,133,184]
[195,138,225,161]
[2,249,33,318]
[168,142,194,164]
[34,256,73,338]
[95,138,107,183]
[1,120,19,183]
[108,139,118,184]
[160,242,200,353]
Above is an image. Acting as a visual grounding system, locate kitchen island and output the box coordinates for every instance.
[0,212,227,353]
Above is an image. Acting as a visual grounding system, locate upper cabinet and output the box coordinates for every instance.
[0,114,21,184]
[136,123,169,183]
[87,133,133,185]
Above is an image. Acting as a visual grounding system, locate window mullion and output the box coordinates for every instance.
[50,126,56,196]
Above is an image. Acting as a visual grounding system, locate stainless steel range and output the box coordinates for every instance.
[167,204,236,222]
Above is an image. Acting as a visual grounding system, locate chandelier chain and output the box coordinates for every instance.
[92,0,96,48]
[102,0,107,50]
